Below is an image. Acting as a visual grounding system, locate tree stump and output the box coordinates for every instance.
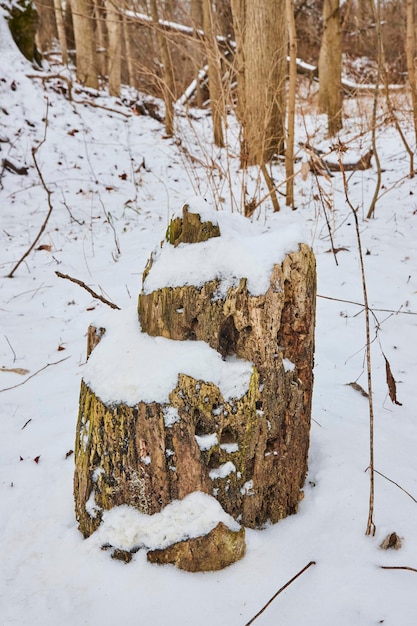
[74,198,316,570]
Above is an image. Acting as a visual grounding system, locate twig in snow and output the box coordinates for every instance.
[373,468,417,505]
[0,357,69,393]
[317,294,417,316]
[244,561,316,626]
[4,335,17,362]
[6,101,54,278]
[55,271,120,310]
[380,566,417,573]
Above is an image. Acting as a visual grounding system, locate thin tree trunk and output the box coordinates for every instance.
[407,0,417,145]
[105,0,121,97]
[72,0,99,88]
[53,0,68,64]
[190,0,204,108]
[286,0,297,208]
[123,12,136,87]
[93,0,107,78]
[318,0,343,136]
[203,0,225,147]
[150,0,175,136]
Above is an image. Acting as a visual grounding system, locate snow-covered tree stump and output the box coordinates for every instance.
[74,198,316,570]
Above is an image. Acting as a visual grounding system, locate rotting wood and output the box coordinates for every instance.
[74,201,316,568]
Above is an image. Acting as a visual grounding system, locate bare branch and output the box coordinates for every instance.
[0,357,69,393]
[55,271,120,310]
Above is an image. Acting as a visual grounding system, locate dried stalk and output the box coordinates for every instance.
[0,357,69,393]
[339,156,376,536]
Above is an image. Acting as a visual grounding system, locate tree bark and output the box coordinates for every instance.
[72,0,99,88]
[231,0,287,166]
[318,0,343,136]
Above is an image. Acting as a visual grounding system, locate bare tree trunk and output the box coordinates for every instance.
[72,0,99,88]
[407,0,417,144]
[286,0,297,208]
[92,0,107,78]
[203,0,225,147]
[122,12,136,87]
[231,0,287,166]
[105,0,121,96]
[53,0,68,64]
[33,0,56,52]
[150,0,175,136]
[230,0,246,126]
[190,0,204,108]
[318,0,343,136]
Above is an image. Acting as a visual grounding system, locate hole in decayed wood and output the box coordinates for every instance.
[218,315,238,358]
[220,427,236,445]
[266,437,279,455]
[186,317,199,341]
[207,452,220,469]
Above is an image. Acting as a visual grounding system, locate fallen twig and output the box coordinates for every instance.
[373,468,417,505]
[244,561,316,626]
[317,294,417,315]
[380,566,417,573]
[55,271,120,310]
[0,357,69,393]
[2,158,28,175]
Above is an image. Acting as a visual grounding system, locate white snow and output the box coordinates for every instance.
[143,218,303,296]
[1,18,417,626]
[83,306,254,405]
[163,406,180,427]
[90,491,240,552]
[195,433,218,451]
[209,461,237,480]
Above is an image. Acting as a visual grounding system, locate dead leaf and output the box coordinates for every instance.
[346,381,369,398]
[380,532,402,550]
[119,172,127,180]
[57,344,66,351]
[1,366,30,375]
[35,244,52,252]
[384,355,402,405]
[67,128,79,136]
[33,455,41,464]
[65,449,74,459]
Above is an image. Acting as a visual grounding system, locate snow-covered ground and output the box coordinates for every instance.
[1,16,417,626]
